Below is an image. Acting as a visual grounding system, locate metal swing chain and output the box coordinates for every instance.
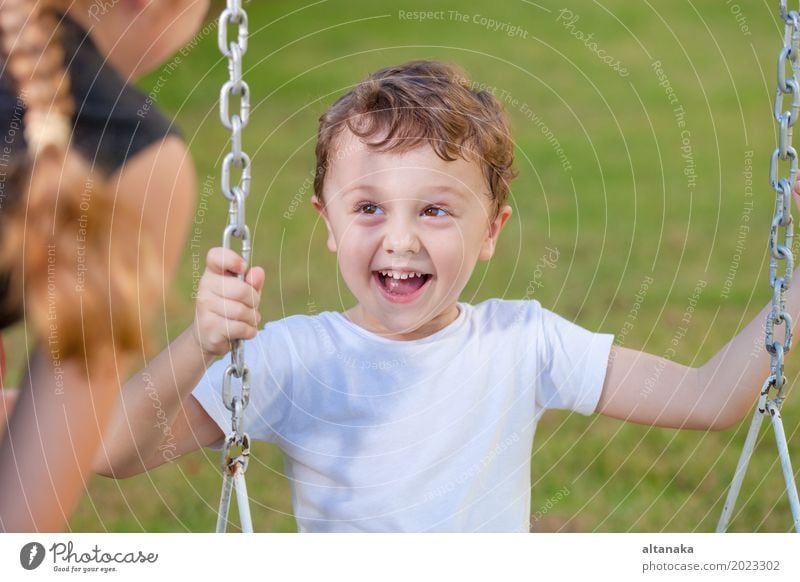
[717,0,800,533]
[215,0,254,534]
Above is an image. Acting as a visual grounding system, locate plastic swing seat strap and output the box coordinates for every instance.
[216,427,253,533]
[717,380,800,532]
[214,0,254,534]
[217,469,253,533]
[216,374,253,533]
[718,0,800,533]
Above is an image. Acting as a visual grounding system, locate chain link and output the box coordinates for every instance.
[218,0,251,460]
[218,4,248,58]
[716,1,800,535]
[214,0,254,533]
[765,3,799,397]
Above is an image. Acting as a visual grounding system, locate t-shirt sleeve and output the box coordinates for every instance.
[536,305,614,415]
[191,321,293,447]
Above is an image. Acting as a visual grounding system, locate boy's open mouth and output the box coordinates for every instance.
[373,270,432,296]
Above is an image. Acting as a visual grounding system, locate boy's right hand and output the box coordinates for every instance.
[191,247,265,360]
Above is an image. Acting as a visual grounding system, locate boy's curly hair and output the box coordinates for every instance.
[314,60,517,218]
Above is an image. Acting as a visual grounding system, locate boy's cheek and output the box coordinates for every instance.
[333,240,369,273]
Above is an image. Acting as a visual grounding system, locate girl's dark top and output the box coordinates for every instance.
[0,16,180,330]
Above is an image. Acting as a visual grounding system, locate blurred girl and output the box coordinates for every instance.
[0,0,209,531]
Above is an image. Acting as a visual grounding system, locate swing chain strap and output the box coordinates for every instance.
[219,0,251,444]
[766,1,800,404]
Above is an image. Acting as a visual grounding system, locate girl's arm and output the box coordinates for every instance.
[0,353,130,532]
[0,388,18,434]
[106,136,196,287]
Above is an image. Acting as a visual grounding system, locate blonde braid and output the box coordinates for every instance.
[0,0,154,365]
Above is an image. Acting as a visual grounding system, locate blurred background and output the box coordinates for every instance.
[5,0,799,532]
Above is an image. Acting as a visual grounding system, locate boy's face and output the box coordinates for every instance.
[312,130,512,340]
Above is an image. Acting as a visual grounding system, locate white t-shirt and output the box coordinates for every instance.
[192,299,614,532]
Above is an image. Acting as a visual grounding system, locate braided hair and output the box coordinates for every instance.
[0,0,156,367]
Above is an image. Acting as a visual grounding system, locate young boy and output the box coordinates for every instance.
[96,60,789,532]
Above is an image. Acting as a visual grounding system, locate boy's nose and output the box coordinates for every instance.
[382,223,420,255]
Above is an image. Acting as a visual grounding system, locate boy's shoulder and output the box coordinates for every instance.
[259,310,332,336]
[268,299,544,324]
[470,298,544,328]
[256,299,547,342]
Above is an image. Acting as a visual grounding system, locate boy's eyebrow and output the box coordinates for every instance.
[340,183,469,200]
[340,184,379,199]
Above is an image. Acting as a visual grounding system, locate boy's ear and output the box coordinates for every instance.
[478,205,513,261]
[311,195,338,253]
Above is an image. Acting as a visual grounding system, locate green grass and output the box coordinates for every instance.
[6,0,800,532]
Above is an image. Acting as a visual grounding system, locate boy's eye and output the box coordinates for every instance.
[423,206,449,218]
[356,203,383,215]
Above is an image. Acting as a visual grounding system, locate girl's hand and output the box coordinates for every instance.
[793,173,800,214]
[191,247,265,360]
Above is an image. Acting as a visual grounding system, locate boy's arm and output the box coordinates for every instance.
[596,268,799,431]
[94,248,264,478]
[92,325,222,478]
[1,330,221,481]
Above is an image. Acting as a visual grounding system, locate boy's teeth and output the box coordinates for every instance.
[379,270,424,279]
